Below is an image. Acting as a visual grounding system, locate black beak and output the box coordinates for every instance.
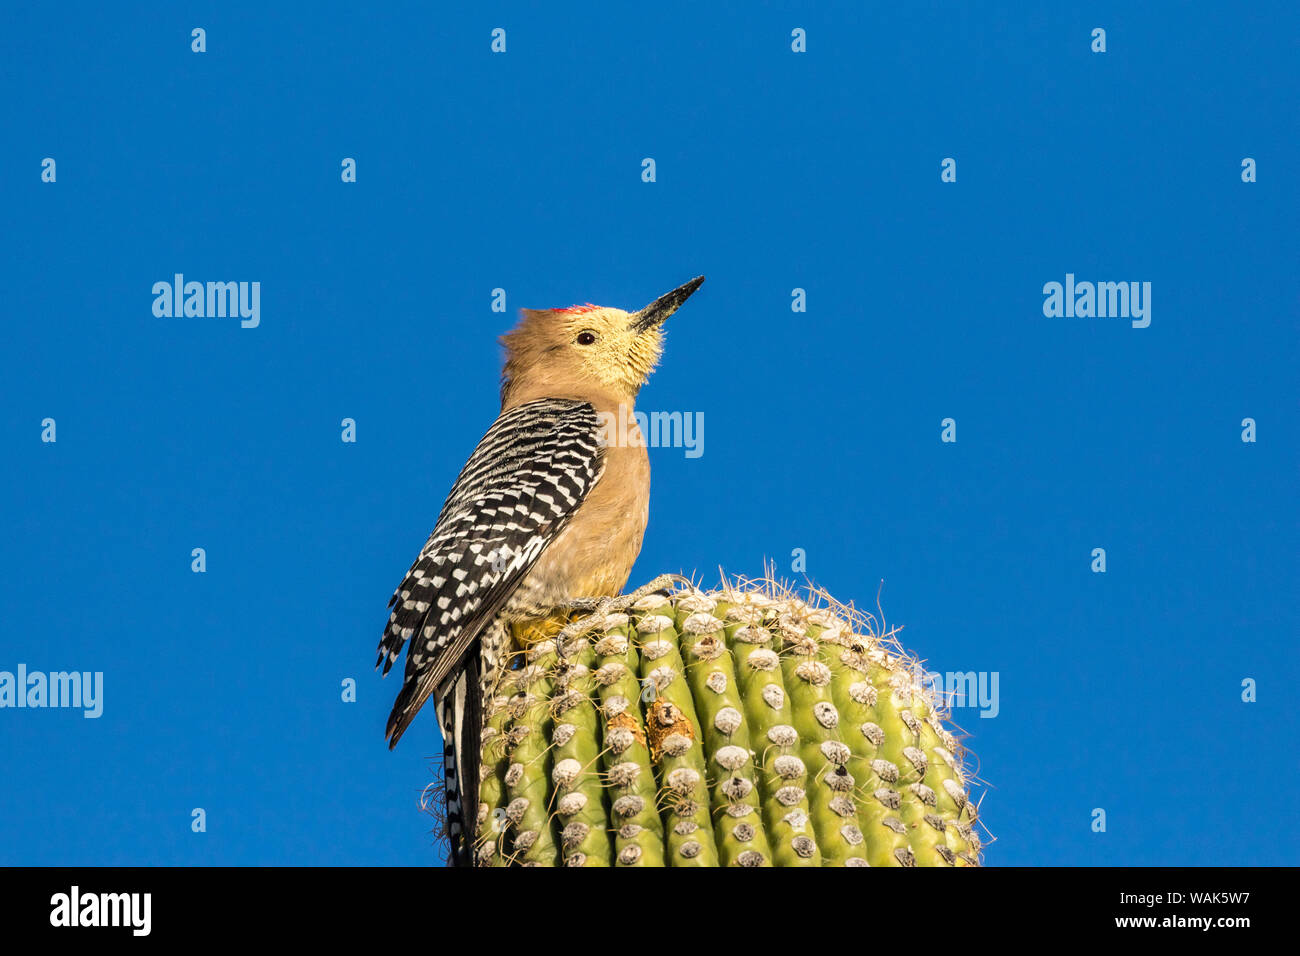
[629,276,705,334]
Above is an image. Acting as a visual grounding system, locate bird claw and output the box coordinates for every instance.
[554,574,694,658]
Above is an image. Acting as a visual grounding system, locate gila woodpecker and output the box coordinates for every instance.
[376,275,705,864]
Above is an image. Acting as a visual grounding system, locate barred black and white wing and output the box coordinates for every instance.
[378,397,605,748]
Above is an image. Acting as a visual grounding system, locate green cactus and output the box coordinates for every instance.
[450,579,983,867]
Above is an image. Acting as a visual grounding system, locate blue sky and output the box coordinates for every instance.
[1,2,1295,866]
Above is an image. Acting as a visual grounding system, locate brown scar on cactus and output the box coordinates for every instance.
[606,710,646,750]
[645,700,695,764]
[438,571,993,867]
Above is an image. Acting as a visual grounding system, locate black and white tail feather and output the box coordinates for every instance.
[436,648,481,867]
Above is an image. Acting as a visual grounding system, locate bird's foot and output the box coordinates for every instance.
[554,573,694,658]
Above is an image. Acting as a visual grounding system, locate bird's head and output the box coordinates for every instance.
[500,276,705,407]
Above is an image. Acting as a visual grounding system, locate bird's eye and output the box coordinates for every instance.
[576,331,597,346]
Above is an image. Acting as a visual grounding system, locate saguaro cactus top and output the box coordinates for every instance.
[425,578,984,867]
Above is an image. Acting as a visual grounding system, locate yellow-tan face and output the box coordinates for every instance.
[500,277,704,405]
[501,306,664,402]
[562,306,664,396]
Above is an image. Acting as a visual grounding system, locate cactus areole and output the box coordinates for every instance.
[458,580,983,867]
